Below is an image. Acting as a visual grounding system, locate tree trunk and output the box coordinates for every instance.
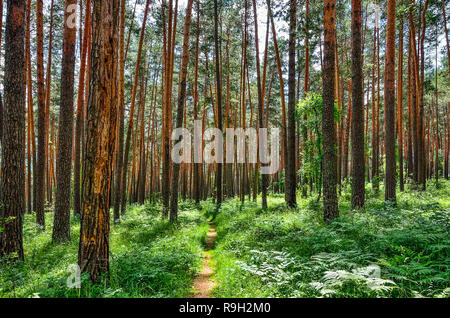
[120,0,150,215]
[78,0,119,282]
[161,0,178,218]
[0,0,26,261]
[434,31,439,183]
[268,0,288,200]
[384,0,396,202]
[35,0,46,230]
[112,0,126,221]
[372,24,380,193]
[25,0,33,214]
[322,0,338,221]
[442,0,450,76]
[213,0,223,208]
[407,48,413,177]
[343,81,352,181]
[44,0,54,205]
[419,0,429,190]
[53,0,77,243]
[74,0,91,217]
[397,16,404,191]
[286,0,297,208]
[193,0,201,205]
[251,0,268,209]
[170,0,194,221]
[351,0,365,209]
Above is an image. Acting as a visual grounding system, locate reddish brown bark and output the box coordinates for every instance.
[170,0,194,220]
[251,0,268,209]
[351,0,365,208]
[0,0,26,260]
[74,0,91,217]
[44,0,54,204]
[25,0,33,214]
[213,0,223,207]
[53,0,77,243]
[443,0,450,76]
[35,0,46,229]
[161,0,178,218]
[286,0,297,208]
[193,0,201,204]
[78,0,120,282]
[120,0,150,215]
[268,0,287,193]
[322,0,338,220]
[384,0,396,202]
[397,16,405,191]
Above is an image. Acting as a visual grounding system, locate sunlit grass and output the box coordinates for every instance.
[213,180,450,298]
[0,201,209,298]
[1,180,449,298]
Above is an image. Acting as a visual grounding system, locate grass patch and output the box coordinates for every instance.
[2,180,449,298]
[0,201,209,298]
[212,180,450,298]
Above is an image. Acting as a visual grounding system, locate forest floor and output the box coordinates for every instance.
[0,180,449,298]
[211,180,450,298]
[191,222,217,298]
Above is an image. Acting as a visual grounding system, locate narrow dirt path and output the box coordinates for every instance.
[191,222,217,298]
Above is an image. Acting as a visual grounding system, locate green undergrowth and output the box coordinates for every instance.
[1,180,449,298]
[0,201,208,298]
[212,180,450,298]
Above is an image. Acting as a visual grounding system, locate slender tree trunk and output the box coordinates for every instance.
[24,0,32,214]
[161,0,178,218]
[434,32,439,183]
[240,5,248,204]
[304,0,310,95]
[343,81,352,181]
[193,0,201,205]
[53,0,77,243]
[442,0,450,76]
[407,48,413,177]
[268,0,288,200]
[44,0,54,205]
[351,0,365,209]
[213,0,223,207]
[251,0,268,209]
[445,103,449,179]
[286,0,297,208]
[136,60,150,205]
[0,2,2,142]
[120,0,150,215]
[112,0,126,221]
[385,0,397,202]
[322,0,338,221]
[170,0,194,221]
[410,29,419,183]
[35,0,46,230]
[0,92,2,149]
[397,16,404,191]
[74,0,91,217]
[372,24,380,193]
